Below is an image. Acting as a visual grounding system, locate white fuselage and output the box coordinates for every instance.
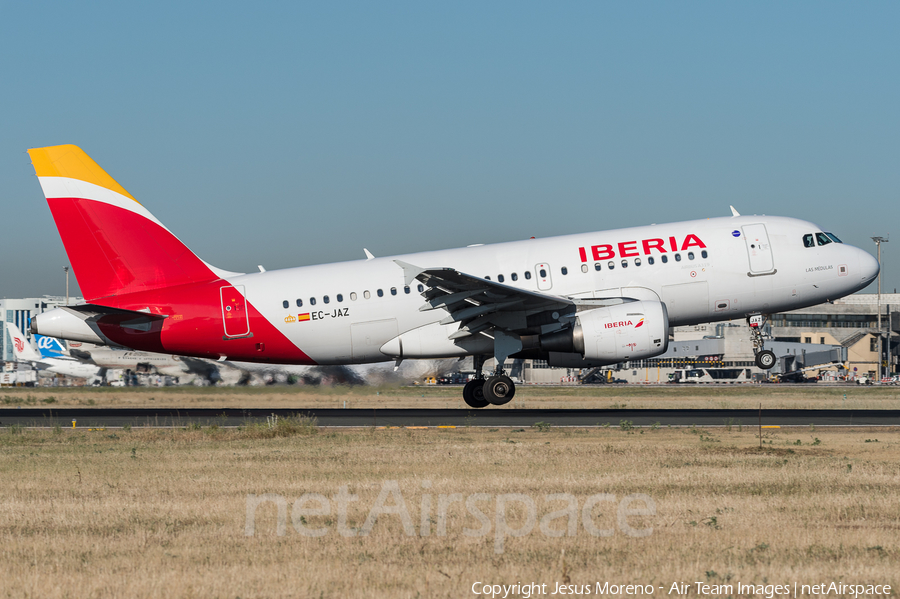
[223,215,877,364]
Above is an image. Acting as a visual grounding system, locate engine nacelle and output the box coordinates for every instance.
[542,300,668,364]
[575,300,668,362]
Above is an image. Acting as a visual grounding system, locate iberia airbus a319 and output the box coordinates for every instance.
[29,145,878,407]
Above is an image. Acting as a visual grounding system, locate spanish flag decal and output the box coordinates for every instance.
[635,318,644,328]
[298,313,311,322]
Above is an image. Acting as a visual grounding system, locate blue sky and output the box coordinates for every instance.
[1,2,898,298]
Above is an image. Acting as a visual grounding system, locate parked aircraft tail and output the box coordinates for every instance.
[34,334,68,359]
[27,145,235,302]
[5,322,42,362]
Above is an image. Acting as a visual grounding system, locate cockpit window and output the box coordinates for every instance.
[802,234,815,248]
[825,232,843,244]
[815,232,832,246]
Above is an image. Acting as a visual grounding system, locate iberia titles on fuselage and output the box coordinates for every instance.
[28,146,878,407]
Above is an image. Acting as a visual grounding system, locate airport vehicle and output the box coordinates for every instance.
[5,322,103,382]
[28,145,879,407]
[669,367,752,384]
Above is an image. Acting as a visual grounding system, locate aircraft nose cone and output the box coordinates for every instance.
[859,250,879,284]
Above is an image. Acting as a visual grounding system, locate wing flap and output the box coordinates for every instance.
[394,261,575,341]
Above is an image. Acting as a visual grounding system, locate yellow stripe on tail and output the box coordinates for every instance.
[28,144,138,203]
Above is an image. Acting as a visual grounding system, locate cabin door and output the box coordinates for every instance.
[220,285,251,338]
[742,224,775,275]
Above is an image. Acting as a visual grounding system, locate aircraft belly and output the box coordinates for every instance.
[661,282,710,325]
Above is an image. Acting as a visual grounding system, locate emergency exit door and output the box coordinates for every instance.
[742,224,775,275]
[220,285,251,338]
[535,263,553,290]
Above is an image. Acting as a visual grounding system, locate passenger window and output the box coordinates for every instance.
[282,300,289,309]
[701,250,708,259]
[377,289,384,297]
[634,257,642,267]
[594,263,601,271]
[498,274,505,282]
[674,253,682,262]
[803,234,815,248]
[661,255,668,264]
[390,287,397,296]
[485,276,491,280]
[337,294,343,302]
[621,260,628,269]
[648,257,655,265]
[607,261,615,270]
[296,299,303,307]
[688,252,694,260]
[825,232,843,243]
[524,271,532,280]
[404,286,410,294]
[561,267,568,275]
[310,297,317,306]
[323,295,330,304]
[350,292,358,301]
[581,264,588,273]
[417,284,424,292]
[539,269,547,278]
[363,291,371,299]
[815,232,832,246]
[511,273,518,281]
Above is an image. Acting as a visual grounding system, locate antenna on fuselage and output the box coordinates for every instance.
[730,206,741,217]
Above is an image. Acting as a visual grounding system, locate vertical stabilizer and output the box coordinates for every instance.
[28,145,224,302]
[5,323,42,362]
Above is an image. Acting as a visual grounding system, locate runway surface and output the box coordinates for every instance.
[2,407,900,428]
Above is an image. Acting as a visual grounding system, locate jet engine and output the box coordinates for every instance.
[540,300,668,363]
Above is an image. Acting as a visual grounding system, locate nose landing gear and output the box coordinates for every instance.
[748,314,776,370]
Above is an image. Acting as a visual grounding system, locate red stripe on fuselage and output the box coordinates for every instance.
[96,279,317,365]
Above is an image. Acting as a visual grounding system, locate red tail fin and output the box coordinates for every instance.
[28,145,226,301]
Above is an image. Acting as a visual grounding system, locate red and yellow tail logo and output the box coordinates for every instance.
[634,318,644,328]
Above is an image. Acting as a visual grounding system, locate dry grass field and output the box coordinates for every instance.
[2,383,900,410]
[1,420,897,598]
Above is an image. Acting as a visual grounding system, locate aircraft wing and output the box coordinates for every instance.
[395,260,576,340]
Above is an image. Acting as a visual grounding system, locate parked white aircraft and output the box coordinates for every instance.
[6,322,102,382]
[64,342,245,385]
[28,145,879,407]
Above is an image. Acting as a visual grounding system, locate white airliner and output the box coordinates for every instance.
[6,322,102,382]
[63,342,245,385]
[28,145,878,407]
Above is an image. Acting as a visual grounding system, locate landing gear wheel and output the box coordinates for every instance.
[755,350,776,370]
[463,379,489,408]
[483,375,516,405]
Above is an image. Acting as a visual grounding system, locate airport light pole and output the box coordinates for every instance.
[871,236,888,381]
[64,266,69,306]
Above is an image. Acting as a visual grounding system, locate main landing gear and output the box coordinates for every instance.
[463,355,516,408]
[748,314,776,370]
